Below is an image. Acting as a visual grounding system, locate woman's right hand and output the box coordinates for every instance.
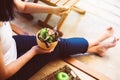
[53,6,70,16]
[30,45,54,55]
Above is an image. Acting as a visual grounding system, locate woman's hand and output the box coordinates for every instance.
[31,45,54,55]
[53,6,70,16]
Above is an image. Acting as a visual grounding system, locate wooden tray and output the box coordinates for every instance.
[41,65,81,80]
[64,57,111,80]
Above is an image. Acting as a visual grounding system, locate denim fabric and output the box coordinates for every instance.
[7,35,88,80]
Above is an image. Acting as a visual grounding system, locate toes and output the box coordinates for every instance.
[117,38,119,41]
[106,27,114,35]
[98,52,106,57]
[107,27,112,30]
[112,37,119,44]
[105,27,114,38]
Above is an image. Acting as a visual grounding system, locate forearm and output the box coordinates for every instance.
[14,0,68,15]
[5,49,36,78]
[0,41,6,80]
[21,2,56,14]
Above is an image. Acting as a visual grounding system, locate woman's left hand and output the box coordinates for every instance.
[31,45,54,55]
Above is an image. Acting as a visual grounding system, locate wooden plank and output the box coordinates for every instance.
[44,14,52,23]
[10,23,29,35]
[38,20,53,29]
[56,0,69,6]
[84,0,120,17]
[38,0,85,35]
[76,0,120,26]
[72,6,86,14]
[64,0,79,8]
[64,57,111,80]
[103,0,120,8]
[29,59,96,80]
[57,14,68,31]
[39,0,56,6]
[50,0,60,4]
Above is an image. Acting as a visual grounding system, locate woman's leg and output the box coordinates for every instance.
[13,35,37,57]
[87,37,119,56]
[56,27,118,57]
[55,38,89,56]
[9,32,118,79]
[88,27,114,48]
[86,27,119,56]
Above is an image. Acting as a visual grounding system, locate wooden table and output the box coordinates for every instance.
[29,57,111,80]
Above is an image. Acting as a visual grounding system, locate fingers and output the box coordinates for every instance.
[33,45,53,54]
[56,6,70,16]
[111,37,119,46]
[112,37,119,43]
[59,6,69,11]
[58,10,70,16]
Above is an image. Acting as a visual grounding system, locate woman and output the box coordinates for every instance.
[0,0,119,80]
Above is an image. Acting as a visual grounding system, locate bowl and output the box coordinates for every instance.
[36,31,58,50]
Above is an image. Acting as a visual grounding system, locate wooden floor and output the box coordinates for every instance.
[12,0,120,80]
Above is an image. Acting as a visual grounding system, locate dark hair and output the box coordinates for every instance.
[0,0,15,21]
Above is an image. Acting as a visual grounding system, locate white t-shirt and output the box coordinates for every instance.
[0,22,17,65]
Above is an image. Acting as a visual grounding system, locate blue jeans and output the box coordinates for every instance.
[7,35,88,80]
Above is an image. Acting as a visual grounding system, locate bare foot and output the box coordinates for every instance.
[96,37,119,57]
[89,27,114,47]
[97,27,114,43]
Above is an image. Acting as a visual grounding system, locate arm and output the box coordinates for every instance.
[0,43,36,80]
[14,0,69,15]
[5,48,36,78]
[0,43,52,80]
[0,41,6,80]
